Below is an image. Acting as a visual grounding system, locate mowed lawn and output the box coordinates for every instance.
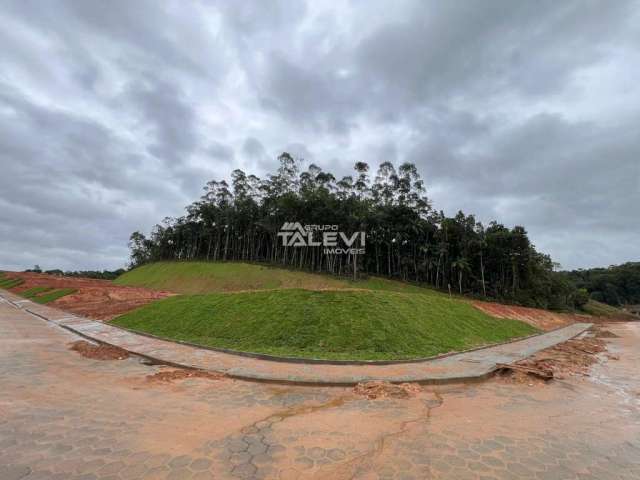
[112,288,537,361]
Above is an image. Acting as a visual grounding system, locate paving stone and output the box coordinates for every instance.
[0,465,31,480]
[328,448,346,461]
[1,296,639,480]
[166,468,193,480]
[168,455,192,469]
[190,458,212,471]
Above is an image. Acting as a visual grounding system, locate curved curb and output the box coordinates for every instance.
[0,289,593,386]
[106,321,549,366]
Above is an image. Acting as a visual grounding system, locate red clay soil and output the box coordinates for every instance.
[3,271,171,320]
[145,369,226,383]
[69,340,130,360]
[497,327,612,384]
[472,300,588,331]
[353,381,422,400]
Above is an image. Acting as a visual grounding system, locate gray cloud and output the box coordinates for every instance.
[0,0,639,271]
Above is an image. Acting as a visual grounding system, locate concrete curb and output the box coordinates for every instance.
[0,289,593,386]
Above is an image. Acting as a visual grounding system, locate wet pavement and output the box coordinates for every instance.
[0,289,592,385]
[1,300,639,479]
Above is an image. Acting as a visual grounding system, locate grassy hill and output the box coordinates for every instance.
[114,261,427,294]
[112,288,536,360]
[113,261,538,360]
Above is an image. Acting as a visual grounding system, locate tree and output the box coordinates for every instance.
[127,156,581,310]
[452,257,470,294]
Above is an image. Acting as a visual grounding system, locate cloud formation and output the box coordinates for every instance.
[1,0,639,271]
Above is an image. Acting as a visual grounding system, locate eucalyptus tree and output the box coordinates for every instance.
[129,152,581,310]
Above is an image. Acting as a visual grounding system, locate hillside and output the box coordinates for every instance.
[112,288,537,361]
[111,261,542,360]
[126,155,584,311]
[564,262,640,307]
[113,261,426,294]
[0,271,170,320]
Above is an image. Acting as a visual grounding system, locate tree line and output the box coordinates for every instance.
[129,152,585,310]
[25,265,126,280]
[562,262,640,306]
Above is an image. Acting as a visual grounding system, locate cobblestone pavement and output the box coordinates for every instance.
[1,301,639,480]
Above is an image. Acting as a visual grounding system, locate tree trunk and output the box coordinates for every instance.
[480,250,486,297]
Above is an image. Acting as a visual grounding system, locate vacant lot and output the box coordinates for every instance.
[1,271,171,320]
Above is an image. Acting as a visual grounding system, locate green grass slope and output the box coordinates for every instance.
[0,272,24,290]
[115,261,441,295]
[112,288,537,361]
[582,299,636,319]
[114,261,352,294]
[0,272,75,304]
[30,288,77,304]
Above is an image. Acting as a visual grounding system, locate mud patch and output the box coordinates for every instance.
[498,328,608,384]
[595,329,619,338]
[145,368,226,383]
[353,381,421,399]
[69,340,129,360]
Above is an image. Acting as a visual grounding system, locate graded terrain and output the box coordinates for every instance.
[113,262,538,360]
[0,271,171,320]
[1,298,638,480]
[2,262,607,360]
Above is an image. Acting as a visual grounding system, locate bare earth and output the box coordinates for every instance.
[472,300,588,331]
[1,300,639,480]
[4,272,171,320]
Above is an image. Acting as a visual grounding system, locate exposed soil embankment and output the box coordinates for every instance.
[3,271,171,320]
[472,301,587,331]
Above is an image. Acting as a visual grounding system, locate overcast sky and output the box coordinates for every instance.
[1,0,639,272]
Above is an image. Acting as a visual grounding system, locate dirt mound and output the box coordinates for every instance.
[498,328,609,384]
[472,301,585,331]
[353,381,421,399]
[145,369,225,383]
[595,329,619,338]
[3,271,171,320]
[69,340,129,360]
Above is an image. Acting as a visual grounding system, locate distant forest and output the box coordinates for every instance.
[25,265,125,280]
[128,152,590,311]
[563,262,640,306]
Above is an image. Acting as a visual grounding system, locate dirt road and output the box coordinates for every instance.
[1,300,639,480]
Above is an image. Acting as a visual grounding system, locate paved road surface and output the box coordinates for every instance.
[1,300,639,479]
[1,288,591,385]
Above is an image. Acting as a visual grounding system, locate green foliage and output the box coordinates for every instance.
[113,289,537,361]
[30,288,76,304]
[126,154,580,310]
[572,288,590,308]
[581,299,634,318]
[0,278,24,289]
[20,287,54,298]
[563,262,640,306]
[26,268,127,280]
